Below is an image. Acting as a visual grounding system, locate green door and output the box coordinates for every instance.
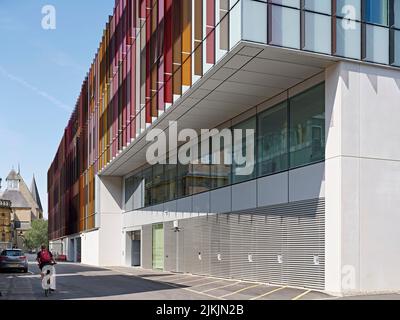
[152,224,164,270]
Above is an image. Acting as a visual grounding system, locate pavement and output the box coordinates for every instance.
[1,259,400,300]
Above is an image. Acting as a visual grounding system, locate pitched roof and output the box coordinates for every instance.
[30,176,43,212]
[6,169,20,181]
[0,189,30,208]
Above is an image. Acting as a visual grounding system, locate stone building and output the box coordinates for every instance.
[0,199,12,250]
[0,169,43,248]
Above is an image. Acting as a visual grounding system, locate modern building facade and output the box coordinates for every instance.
[48,0,400,295]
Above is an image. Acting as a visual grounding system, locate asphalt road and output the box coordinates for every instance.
[0,262,212,300]
[1,258,400,300]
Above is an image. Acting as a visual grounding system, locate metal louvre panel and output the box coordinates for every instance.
[283,205,325,289]
[191,218,203,274]
[147,198,325,290]
[214,215,231,278]
[210,215,222,277]
[255,214,284,285]
[229,214,257,281]
[177,225,185,273]
[200,215,211,276]
[178,219,195,273]
[141,224,152,270]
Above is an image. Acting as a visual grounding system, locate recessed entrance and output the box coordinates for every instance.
[131,230,141,267]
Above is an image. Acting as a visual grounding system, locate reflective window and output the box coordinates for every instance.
[392,30,400,66]
[394,0,400,28]
[258,102,288,177]
[164,164,177,201]
[270,5,301,49]
[125,83,326,209]
[177,163,191,198]
[232,117,257,184]
[270,0,300,8]
[192,152,212,194]
[152,164,166,205]
[336,0,361,20]
[210,135,232,189]
[143,167,153,207]
[335,18,361,59]
[304,0,332,14]
[242,0,267,43]
[304,12,332,54]
[364,24,389,64]
[289,83,325,168]
[125,176,135,211]
[363,0,388,26]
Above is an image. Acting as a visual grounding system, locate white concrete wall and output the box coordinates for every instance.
[97,176,123,266]
[81,230,99,266]
[325,61,400,295]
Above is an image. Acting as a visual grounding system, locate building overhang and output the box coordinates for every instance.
[100,41,337,177]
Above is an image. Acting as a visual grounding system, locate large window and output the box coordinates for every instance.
[125,176,135,212]
[152,164,166,205]
[363,0,388,26]
[232,117,257,184]
[289,83,325,168]
[392,29,400,66]
[192,153,212,194]
[303,12,332,54]
[364,24,389,64]
[143,167,153,207]
[335,18,362,59]
[270,4,301,49]
[210,137,232,189]
[394,0,400,28]
[164,164,177,201]
[177,163,191,198]
[124,83,326,210]
[258,102,288,177]
[125,173,143,211]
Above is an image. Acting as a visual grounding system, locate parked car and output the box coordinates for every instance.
[0,249,28,273]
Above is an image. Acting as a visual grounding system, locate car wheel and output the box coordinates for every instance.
[23,268,28,273]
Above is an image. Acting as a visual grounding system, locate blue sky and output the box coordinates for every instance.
[0,0,115,217]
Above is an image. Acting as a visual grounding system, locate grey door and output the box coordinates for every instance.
[131,240,141,266]
[131,230,141,267]
[76,237,81,263]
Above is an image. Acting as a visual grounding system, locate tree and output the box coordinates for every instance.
[24,220,48,250]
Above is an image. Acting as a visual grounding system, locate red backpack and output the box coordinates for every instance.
[40,250,52,263]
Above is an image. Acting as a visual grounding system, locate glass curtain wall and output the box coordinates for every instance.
[243,0,400,66]
[124,82,325,211]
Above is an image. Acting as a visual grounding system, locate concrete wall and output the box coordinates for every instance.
[81,230,99,266]
[97,176,123,266]
[325,61,400,295]
[59,176,124,267]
